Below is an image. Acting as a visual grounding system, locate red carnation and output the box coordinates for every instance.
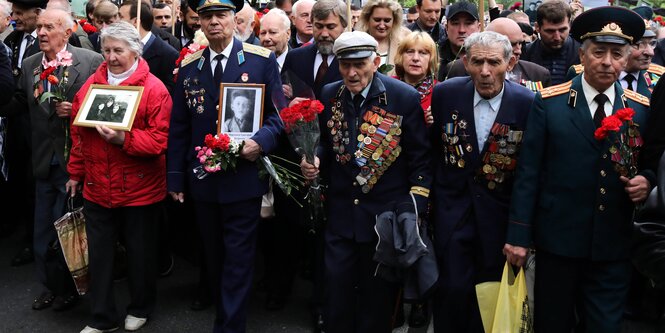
[82,23,97,34]
[40,66,56,80]
[615,108,635,121]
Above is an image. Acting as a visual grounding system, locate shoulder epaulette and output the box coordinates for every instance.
[242,43,271,58]
[540,80,572,98]
[648,63,665,76]
[573,64,584,74]
[623,89,650,106]
[180,49,204,67]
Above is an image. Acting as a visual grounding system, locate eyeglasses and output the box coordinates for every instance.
[631,40,657,50]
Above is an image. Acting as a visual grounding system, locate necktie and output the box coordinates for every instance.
[315,54,328,88]
[624,75,635,91]
[353,94,364,113]
[213,54,224,83]
[593,93,609,128]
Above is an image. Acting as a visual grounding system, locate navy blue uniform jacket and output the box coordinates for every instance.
[282,44,341,99]
[167,38,284,203]
[430,77,535,254]
[318,74,432,242]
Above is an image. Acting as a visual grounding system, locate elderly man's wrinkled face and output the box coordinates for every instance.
[626,37,656,72]
[339,56,380,94]
[200,10,235,46]
[235,6,255,41]
[102,38,137,74]
[580,41,628,92]
[36,10,71,58]
[313,13,344,55]
[231,95,250,118]
[292,1,313,37]
[464,43,514,99]
[12,4,39,32]
[259,14,290,55]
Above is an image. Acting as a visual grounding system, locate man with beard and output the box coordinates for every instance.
[174,0,200,48]
[235,3,260,45]
[288,0,314,48]
[521,0,580,85]
[281,1,345,329]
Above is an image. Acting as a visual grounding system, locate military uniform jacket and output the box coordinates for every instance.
[167,38,284,204]
[319,74,432,242]
[566,63,664,98]
[445,59,552,92]
[430,77,535,254]
[507,76,651,260]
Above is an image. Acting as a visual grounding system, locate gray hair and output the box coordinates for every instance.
[41,8,75,30]
[100,21,143,56]
[0,0,11,17]
[463,31,512,61]
[45,0,72,15]
[292,0,315,17]
[580,38,630,57]
[261,8,290,31]
[311,0,348,28]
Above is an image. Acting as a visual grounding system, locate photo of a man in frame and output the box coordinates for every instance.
[223,89,256,133]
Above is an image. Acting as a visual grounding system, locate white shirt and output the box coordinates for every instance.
[140,31,153,47]
[313,51,334,81]
[276,48,288,73]
[18,31,37,68]
[619,71,639,91]
[296,34,313,46]
[473,86,504,150]
[209,41,234,76]
[582,75,614,118]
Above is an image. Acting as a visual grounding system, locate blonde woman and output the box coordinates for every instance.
[356,0,410,75]
[394,31,439,126]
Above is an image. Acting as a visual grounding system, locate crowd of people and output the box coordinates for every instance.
[1,0,665,332]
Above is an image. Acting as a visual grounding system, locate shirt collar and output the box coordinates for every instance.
[619,71,639,81]
[473,83,505,112]
[276,48,288,71]
[140,31,153,46]
[351,79,373,100]
[581,74,615,108]
[296,34,313,45]
[25,30,37,40]
[209,40,234,63]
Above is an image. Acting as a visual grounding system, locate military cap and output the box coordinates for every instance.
[333,31,378,60]
[7,0,47,9]
[446,1,479,21]
[187,0,244,14]
[570,6,645,45]
[633,5,654,20]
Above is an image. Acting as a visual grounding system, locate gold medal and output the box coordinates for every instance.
[385,134,393,142]
[372,152,381,160]
[609,146,617,154]
[457,159,465,168]
[360,123,369,133]
[368,125,377,134]
[357,134,365,142]
[483,164,493,174]
[488,181,496,190]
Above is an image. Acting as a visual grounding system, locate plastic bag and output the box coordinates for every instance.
[476,261,533,333]
[53,199,88,295]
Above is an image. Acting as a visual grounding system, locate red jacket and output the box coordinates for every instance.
[68,58,172,208]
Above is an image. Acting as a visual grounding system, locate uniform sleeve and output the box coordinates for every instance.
[403,90,432,216]
[507,94,547,248]
[167,67,191,193]
[251,52,284,154]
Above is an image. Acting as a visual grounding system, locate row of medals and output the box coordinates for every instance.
[480,128,523,190]
[442,115,472,168]
[354,111,402,194]
[183,77,206,114]
[329,99,352,163]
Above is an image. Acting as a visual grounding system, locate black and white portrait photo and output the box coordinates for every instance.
[73,84,143,131]
[218,84,265,140]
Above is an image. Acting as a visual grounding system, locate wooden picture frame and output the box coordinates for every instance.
[218,83,265,140]
[72,84,144,131]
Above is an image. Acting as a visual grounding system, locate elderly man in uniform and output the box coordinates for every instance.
[504,6,652,333]
[301,31,432,333]
[430,30,535,332]
[166,0,284,331]
[445,17,551,92]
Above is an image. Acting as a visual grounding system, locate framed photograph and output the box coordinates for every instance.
[218,83,265,140]
[72,84,144,131]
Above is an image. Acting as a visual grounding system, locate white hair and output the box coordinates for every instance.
[45,0,72,14]
[42,8,75,30]
[292,0,315,17]
[464,31,512,61]
[261,8,290,31]
[100,21,143,56]
[0,0,11,18]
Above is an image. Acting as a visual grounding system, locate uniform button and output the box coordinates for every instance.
[600,170,606,177]
[602,154,608,159]
[216,105,219,110]
[600,188,606,195]
[353,181,358,186]
[599,205,605,211]
[353,199,359,205]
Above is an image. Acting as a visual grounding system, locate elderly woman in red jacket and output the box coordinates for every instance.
[393,31,439,127]
[66,21,172,333]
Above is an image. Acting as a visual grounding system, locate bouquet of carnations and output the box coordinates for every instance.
[193,133,244,179]
[280,99,326,230]
[35,49,72,104]
[594,107,642,178]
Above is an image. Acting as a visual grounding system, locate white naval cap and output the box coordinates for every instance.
[333,31,378,60]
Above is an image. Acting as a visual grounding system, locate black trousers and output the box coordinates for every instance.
[84,200,160,330]
[534,250,631,333]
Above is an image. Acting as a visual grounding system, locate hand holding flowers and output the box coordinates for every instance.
[34,49,72,104]
[193,133,244,179]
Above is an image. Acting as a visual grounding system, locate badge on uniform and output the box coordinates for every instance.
[237,50,245,65]
[197,56,205,71]
[241,73,249,82]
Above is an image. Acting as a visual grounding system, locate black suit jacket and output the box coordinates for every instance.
[4,30,41,82]
[151,26,181,51]
[282,43,341,100]
[444,59,552,89]
[143,34,179,95]
[654,39,665,66]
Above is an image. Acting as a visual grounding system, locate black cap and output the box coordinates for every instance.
[187,0,245,14]
[8,0,47,9]
[633,5,654,20]
[446,1,479,21]
[517,22,533,36]
[570,6,645,45]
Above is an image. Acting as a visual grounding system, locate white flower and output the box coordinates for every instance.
[193,30,209,46]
